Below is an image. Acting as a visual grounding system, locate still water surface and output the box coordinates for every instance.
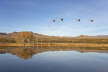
[0,47,108,72]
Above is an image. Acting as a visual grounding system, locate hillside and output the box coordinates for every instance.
[0,31,108,43]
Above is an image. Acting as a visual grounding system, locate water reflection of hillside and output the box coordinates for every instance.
[0,47,108,60]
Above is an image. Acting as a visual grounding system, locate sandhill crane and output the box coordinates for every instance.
[90,19,94,22]
[53,19,56,22]
[61,18,64,22]
[77,19,80,22]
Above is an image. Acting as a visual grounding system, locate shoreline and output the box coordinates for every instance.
[0,43,108,47]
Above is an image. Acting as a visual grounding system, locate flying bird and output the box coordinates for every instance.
[90,20,94,22]
[77,19,80,22]
[52,19,56,22]
[61,18,64,22]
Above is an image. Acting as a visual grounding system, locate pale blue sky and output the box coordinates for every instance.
[0,0,108,36]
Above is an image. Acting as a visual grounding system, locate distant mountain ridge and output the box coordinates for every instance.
[0,33,7,35]
[0,31,108,44]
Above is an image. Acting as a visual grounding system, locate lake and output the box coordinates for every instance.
[0,47,108,72]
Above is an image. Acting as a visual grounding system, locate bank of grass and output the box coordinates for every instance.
[0,43,108,48]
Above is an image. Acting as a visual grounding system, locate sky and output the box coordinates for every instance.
[0,0,108,36]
